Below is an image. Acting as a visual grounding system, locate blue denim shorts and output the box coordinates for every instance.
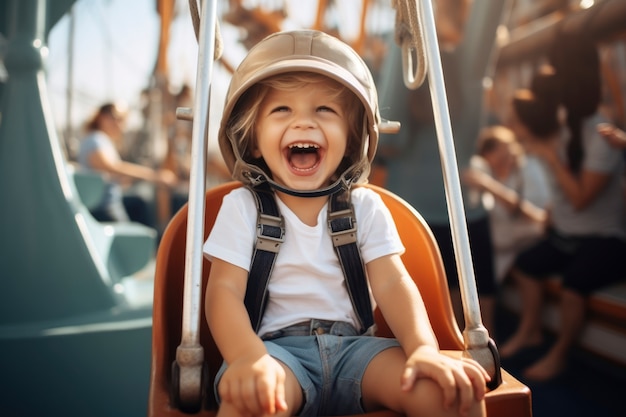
[214,319,400,416]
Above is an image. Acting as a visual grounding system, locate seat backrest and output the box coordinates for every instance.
[367,184,463,348]
[148,181,530,417]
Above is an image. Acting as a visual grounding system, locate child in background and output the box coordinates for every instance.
[203,30,488,417]
[463,125,550,284]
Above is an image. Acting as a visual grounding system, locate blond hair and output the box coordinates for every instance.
[476,125,523,166]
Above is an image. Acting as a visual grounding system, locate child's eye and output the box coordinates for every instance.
[271,106,290,113]
[317,105,336,113]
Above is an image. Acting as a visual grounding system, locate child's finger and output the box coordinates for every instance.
[400,365,418,391]
[461,359,489,400]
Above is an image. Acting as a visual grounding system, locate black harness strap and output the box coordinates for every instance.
[244,183,284,332]
[328,189,374,333]
[244,185,374,334]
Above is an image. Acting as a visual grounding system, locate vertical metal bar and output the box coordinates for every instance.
[419,0,489,349]
[174,0,217,409]
[181,0,216,348]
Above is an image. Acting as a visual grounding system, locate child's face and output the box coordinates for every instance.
[485,142,515,173]
[253,81,350,192]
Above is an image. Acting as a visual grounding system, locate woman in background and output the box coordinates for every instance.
[78,102,177,224]
[499,34,626,381]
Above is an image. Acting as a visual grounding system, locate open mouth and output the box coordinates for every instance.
[286,142,321,172]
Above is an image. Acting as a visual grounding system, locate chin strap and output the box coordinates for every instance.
[268,177,349,198]
[243,168,361,198]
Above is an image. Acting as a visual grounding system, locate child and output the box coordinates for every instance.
[203,30,489,417]
[463,125,549,284]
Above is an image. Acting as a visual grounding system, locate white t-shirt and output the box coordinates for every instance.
[488,156,551,282]
[77,130,122,208]
[203,186,405,336]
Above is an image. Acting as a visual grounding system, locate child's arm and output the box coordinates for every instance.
[205,258,288,415]
[367,254,489,415]
[463,167,548,223]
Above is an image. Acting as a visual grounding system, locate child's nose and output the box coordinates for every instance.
[291,112,316,129]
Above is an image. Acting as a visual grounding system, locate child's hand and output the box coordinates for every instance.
[218,353,289,415]
[401,346,490,416]
[461,168,489,190]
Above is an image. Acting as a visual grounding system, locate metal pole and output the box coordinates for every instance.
[174,0,217,410]
[419,0,489,350]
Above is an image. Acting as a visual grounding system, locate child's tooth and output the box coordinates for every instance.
[289,143,318,149]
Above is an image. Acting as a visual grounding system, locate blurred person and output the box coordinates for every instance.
[78,102,178,225]
[500,34,626,381]
[376,2,509,336]
[463,125,550,284]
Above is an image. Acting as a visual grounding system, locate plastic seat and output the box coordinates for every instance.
[65,164,157,282]
[67,164,107,211]
[148,181,531,417]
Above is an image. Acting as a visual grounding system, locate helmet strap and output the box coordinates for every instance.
[243,167,360,198]
[268,176,349,198]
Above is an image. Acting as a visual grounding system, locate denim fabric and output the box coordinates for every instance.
[214,320,400,416]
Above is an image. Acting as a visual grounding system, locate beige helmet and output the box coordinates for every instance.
[218,29,381,196]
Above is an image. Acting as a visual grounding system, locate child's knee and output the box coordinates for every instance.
[404,378,486,417]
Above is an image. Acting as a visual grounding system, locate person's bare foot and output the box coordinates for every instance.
[499,331,542,358]
[523,353,566,381]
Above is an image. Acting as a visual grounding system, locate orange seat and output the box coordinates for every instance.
[148,181,531,417]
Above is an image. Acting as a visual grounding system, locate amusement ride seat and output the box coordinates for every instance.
[148,181,531,417]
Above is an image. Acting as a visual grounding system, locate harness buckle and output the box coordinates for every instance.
[328,208,357,247]
[256,213,284,253]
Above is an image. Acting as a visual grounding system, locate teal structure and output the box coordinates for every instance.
[0,1,157,415]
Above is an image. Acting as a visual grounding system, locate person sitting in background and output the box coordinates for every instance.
[499,33,626,381]
[463,125,550,284]
[78,102,178,225]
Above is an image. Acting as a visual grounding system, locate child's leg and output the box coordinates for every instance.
[361,346,486,417]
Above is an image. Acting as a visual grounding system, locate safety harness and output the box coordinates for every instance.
[243,182,375,334]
